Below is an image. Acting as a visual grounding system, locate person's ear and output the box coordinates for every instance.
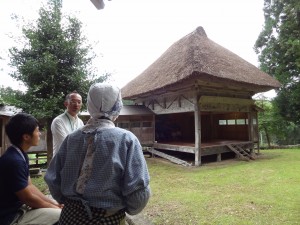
[64,101,69,108]
[22,134,31,142]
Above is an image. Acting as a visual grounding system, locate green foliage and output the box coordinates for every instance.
[8,0,109,119]
[256,98,300,146]
[0,85,23,106]
[254,0,300,124]
[122,99,134,105]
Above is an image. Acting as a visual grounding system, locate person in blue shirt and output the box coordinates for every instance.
[0,113,62,225]
[45,83,151,225]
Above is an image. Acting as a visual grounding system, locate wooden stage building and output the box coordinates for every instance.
[120,26,280,166]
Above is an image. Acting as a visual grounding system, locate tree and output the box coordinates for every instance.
[0,86,23,106]
[254,0,300,124]
[256,98,300,147]
[9,0,109,161]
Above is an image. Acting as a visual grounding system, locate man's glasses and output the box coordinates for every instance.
[69,100,82,105]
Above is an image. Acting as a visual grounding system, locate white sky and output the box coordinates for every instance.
[0,0,276,98]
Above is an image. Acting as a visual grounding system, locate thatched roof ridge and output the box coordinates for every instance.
[122,26,280,99]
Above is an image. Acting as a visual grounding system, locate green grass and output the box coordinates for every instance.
[143,149,300,225]
[28,153,47,166]
[32,149,300,225]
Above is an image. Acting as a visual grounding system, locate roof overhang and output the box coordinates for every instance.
[80,105,154,117]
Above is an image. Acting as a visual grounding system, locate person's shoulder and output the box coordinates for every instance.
[78,117,84,124]
[51,113,66,125]
[53,113,65,121]
[0,147,22,167]
[113,127,138,139]
[114,126,130,133]
[1,146,16,157]
[69,128,83,137]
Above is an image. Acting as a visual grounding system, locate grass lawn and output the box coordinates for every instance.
[32,149,300,225]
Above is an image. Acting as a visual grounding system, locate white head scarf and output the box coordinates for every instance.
[82,83,123,133]
[87,83,123,120]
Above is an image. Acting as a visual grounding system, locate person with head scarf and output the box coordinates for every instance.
[45,83,151,225]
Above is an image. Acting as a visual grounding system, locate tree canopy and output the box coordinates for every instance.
[256,97,300,147]
[9,0,108,119]
[0,86,23,106]
[254,0,300,124]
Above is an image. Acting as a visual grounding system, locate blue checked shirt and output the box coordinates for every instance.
[45,121,151,215]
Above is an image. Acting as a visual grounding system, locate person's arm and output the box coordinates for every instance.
[51,118,68,155]
[125,186,151,215]
[15,177,63,209]
[44,139,67,204]
[28,177,63,208]
[123,134,151,215]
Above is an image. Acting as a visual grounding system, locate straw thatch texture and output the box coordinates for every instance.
[122,26,280,99]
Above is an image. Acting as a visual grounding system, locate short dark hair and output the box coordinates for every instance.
[5,113,39,147]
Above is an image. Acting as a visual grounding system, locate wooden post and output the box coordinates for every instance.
[152,114,156,143]
[248,112,254,155]
[254,112,260,154]
[217,153,222,162]
[194,94,201,166]
[248,112,253,141]
[209,112,213,139]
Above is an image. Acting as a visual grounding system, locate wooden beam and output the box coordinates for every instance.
[152,143,195,153]
[200,96,254,105]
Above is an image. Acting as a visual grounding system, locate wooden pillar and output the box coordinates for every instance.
[248,112,253,141]
[254,111,260,154]
[248,112,254,156]
[217,153,222,162]
[194,94,201,166]
[209,112,213,139]
[152,114,156,143]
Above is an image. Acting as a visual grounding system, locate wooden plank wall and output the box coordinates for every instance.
[214,113,249,140]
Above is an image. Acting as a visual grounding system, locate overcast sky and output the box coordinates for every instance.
[0,0,276,98]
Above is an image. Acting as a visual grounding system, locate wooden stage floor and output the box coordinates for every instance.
[156,140,253,148]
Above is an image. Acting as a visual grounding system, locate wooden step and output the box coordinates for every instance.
[234,145,255,160]
[146,148,192,166]
[226,144,251,161]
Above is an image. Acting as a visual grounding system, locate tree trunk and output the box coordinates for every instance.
[263,126,271,149]
[46,118,53,167]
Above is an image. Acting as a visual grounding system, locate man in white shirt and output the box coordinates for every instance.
[51,91,84,156]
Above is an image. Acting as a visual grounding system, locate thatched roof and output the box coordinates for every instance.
[122,26,281,99]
